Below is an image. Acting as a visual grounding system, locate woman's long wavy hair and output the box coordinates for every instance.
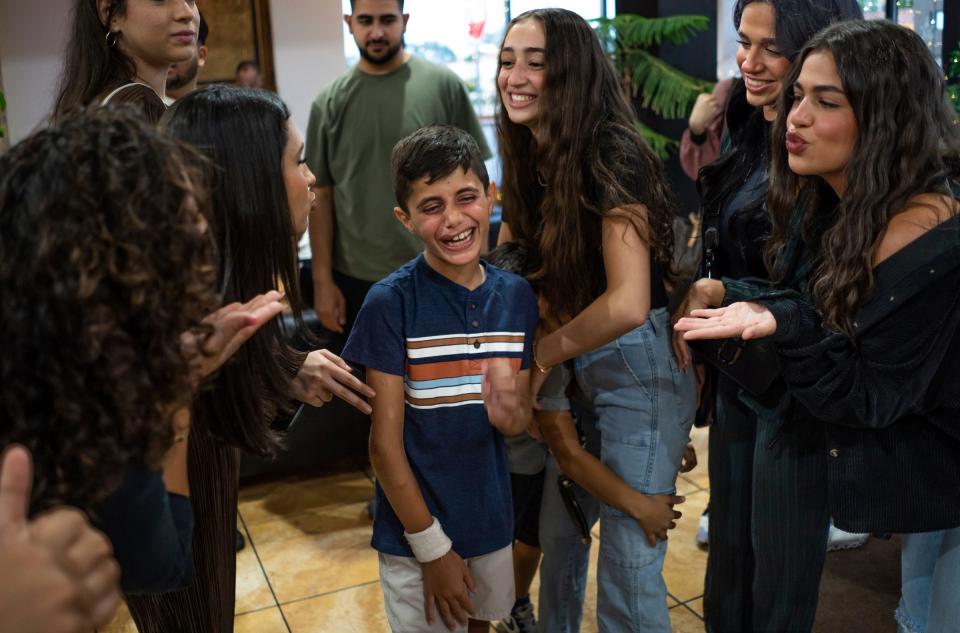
[767,20,960,337]
[0,106,217,512]
[698,0,862,256]
[496,8,675,320]
[164,86,305,455]
[53,0,137,120]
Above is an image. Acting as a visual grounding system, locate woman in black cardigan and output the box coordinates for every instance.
[677,20,960,633]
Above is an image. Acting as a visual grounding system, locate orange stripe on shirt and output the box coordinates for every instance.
[406,357,523,381]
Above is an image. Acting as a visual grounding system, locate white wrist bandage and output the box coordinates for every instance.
[403,516,452,563]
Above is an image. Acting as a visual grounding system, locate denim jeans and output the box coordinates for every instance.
[538,452,601,633]
[537,361,602,633]
[573,308,696,632]
[897,527,960,633]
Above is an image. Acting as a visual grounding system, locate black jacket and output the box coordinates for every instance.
[745,214,960,533]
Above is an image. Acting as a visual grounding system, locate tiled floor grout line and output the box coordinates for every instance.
[678,600,705,621]
[234,604,280,617]
[238,511,294,633]
[677,593,705,618]
[274,579,382,609]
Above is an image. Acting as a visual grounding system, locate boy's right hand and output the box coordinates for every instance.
[422,550,477,631]
[628,493,685,548]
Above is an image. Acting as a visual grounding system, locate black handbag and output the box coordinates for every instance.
[683,214,781,396]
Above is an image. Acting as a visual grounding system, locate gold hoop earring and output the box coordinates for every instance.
[105,31,119,48]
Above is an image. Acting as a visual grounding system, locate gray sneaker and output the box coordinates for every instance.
[494,600,539,633]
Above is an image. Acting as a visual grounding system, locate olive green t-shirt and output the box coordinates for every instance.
[305,56,491,282]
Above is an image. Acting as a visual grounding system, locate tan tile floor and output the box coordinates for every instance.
[104,426,900,632]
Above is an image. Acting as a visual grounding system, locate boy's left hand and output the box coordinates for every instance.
[482,359,520,432]
[422,551,476,630]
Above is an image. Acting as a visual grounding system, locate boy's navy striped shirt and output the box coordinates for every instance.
[343,254,539,558]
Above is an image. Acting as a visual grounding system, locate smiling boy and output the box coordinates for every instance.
[342,125,537,633]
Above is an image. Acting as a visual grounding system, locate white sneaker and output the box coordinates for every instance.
[696,512,709,548]
[827,524,869,552]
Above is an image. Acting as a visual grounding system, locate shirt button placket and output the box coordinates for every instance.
[468,299,482,369]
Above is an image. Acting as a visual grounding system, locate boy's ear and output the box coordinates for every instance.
[486,182,497,215]
[343,14,353,32]
[393,206,414,233]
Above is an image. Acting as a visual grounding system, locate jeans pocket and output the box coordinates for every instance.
[614,325,657,404]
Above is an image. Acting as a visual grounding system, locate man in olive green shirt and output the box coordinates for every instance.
[306,0,491,335]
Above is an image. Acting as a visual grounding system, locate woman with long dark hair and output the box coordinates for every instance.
[497,9,694,631]
[126,86,375,633]
[0,105,284,594]
[670,1,861,631]
[677,19,960,633]
[53,0,199,121]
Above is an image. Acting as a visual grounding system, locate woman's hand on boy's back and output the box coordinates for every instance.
[626,492,685,548]
[422,551,477,631]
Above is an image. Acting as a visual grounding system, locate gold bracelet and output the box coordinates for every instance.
[532,339,551,374]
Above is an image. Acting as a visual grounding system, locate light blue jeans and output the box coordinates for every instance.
[537,408,601,633]
[896,527,960,633]
[538,308,696,632]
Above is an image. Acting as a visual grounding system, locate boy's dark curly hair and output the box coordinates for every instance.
[0,106,218,512]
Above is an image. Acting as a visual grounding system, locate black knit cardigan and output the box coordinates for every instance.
[724,212,960,533]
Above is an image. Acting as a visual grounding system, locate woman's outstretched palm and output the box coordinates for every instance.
[674,301,777,341]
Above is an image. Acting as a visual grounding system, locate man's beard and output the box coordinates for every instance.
[357,38,403,65]
[167,56,199,91]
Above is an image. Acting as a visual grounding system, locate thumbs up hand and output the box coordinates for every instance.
[0,445,121,633]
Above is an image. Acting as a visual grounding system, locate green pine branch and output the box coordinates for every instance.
[623,49,713,119]
[594,14,711,49]
[635,120,678,160]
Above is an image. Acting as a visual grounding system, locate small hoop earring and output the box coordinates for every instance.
[105,31,118,48]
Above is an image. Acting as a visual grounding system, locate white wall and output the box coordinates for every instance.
[0,0,346,146]
[0,0,72,144]
[270,0,347,138]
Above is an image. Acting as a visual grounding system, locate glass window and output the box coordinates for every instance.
[893,0,945,68]
[859,0,888,20]
[511,0,609,19]
[341,0,611,117]
[716,0,945,79]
